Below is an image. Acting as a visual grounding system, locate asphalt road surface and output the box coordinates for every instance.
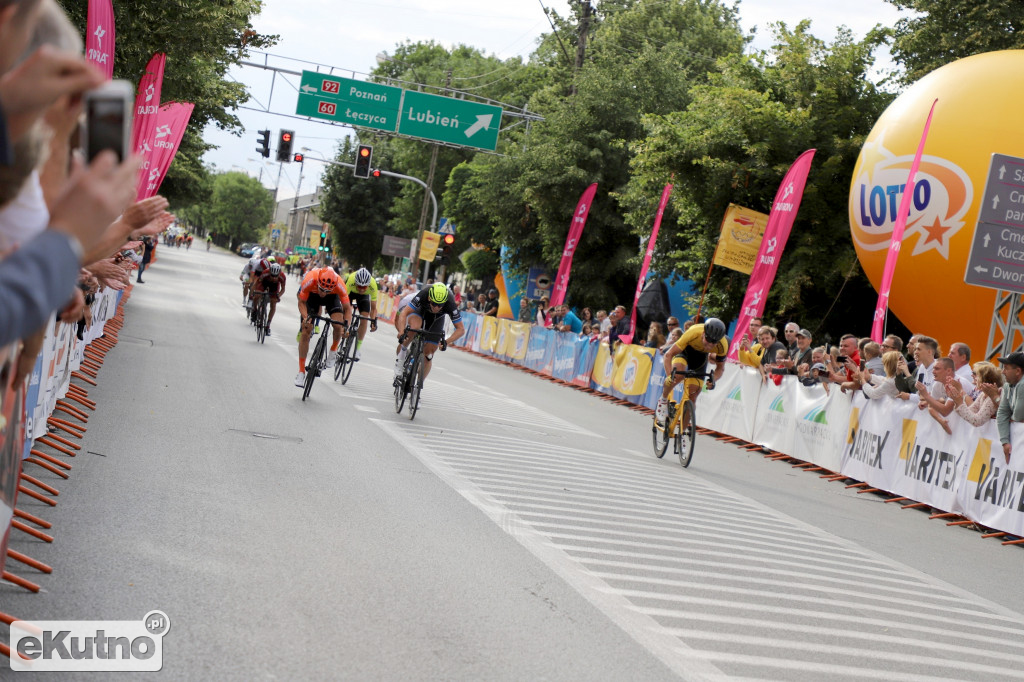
[3,245,1024,681]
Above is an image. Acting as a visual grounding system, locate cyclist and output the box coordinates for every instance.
[295,267,352,388]
[251,262,287,336]
[239,255,264,308]
[344,267,378,360]
[393,282,465,387]
[656,317,728,423]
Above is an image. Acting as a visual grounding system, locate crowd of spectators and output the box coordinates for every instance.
[0,0,174,356]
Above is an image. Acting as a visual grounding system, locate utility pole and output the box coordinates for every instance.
[415,68,453,282]
[570,1,591,97]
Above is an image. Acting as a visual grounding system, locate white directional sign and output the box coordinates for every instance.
[965,153,1024,294]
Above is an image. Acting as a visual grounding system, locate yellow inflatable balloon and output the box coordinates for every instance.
[849,50,1024,358]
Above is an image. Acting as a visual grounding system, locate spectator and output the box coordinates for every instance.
[482,288,499,317]
[948,342,976,396]
[660,327,682,354]
[768,348,789,385]
[746,316,762,342]
[578,307,594,328]
[665,316,679,335]
[553,304,582,333]
[740,325,785,368]
[949,362,1003,429]
[607,305,629,346]
[596,309,610,334]
[831,333,862,384]
[862,341,883,375]
[861,351,908,400]
[912,335,939,387]
[783,322,800,355]
[904,334,920,376]
[881,334,903,357]
[518,297,532,323]
[917,357,956,433]
[997,352,1024,464]
[136,235,154,282]
[645,321,666,349]
[788,328,814,375]
[452,283,463,310]
[800,345,827,379]
[580,322,592,339]
[476,293,487,313]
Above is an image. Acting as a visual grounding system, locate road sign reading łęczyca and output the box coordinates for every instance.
[397,90,502,151]
[295,70,401,134]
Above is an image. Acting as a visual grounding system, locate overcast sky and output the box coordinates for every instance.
[202,0,903,201]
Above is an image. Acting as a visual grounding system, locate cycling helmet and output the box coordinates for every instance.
[258,258,270,271]
[316,268,339,291]
[703,317,726,344]
[269,263,282,276]
[267,256,276,263]
[427,282,449,305]
[354,267,371,287]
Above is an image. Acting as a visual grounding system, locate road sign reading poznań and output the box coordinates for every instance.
[295,71,401,134]
[295,70,503,151]
[965,153,1024,294]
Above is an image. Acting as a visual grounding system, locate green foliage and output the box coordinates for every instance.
[486,0,747,310]
[57,0,277,205]
[462,249,500,282]
[886,0,1024,84]
[207,171,274,247]
[620,22,892,332]
[318,138,402,273]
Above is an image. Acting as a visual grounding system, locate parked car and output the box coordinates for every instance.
[238,243,257,257]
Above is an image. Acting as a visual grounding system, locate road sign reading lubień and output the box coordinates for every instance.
[965,153,1024,294]
[397,90,502,151]
[295,70,401,133]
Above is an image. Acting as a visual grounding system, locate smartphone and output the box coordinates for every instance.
[82,80,134,162]
[837,355,848,364]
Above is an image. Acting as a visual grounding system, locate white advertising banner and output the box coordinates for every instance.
[955,422,1024,537]
[700,364,761,442]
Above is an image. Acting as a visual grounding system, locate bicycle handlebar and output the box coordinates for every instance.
[305,314,348,326]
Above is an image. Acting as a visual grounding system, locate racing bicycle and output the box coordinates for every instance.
[251,292,269,344]
[333,313,376,385]
[653,368,714,468]
[393,327,443,420]
[301,315,348,401]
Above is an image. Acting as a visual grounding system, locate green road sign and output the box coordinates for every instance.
[294,70,505,150]
[294,246,316,255]
[397,90,502,151]
[295,70,401,133]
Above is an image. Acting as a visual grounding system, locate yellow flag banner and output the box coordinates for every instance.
[419,231,441,261]
[713,204,769,275]
[479,315,499,353]
[612,345,655,396]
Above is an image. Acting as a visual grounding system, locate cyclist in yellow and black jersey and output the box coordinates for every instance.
[344,267,378,360]
[656,318,728,422]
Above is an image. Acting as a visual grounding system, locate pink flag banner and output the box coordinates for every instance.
[549,183,598,308]
[85,0,115,80]
[728,149,817,360]
[138,102,194,200]
[131,52,164,180]
[619,183,673,346]
[870,99,939,342]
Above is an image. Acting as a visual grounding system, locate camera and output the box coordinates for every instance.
[82,80,134,162]
[770,367,787,375]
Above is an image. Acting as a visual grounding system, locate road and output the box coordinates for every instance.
[3,244,1024,681]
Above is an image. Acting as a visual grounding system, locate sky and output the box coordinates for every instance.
[202,0,904,201]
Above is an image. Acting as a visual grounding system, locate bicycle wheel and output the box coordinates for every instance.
[302,331,327,401]
[340,333,357,384]
[408,350,425,421]
[677,400,696,468]
[335,329,355,382]
[255,300,267,344]
[652,403,672,458]
[394,351,413,414]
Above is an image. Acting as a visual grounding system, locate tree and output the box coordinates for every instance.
[483,0,747,310]
[620,22,892,333]
[58,0,277,205]
[886,0,1024,84]
[317,139,402,273]
[207,172,274,248]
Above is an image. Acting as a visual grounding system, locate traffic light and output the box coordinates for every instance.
[256,129,270,158]
[371,169,380,178]
[294,153,304,163]
[354,144,373,178]
[276,130,294,162]
[439,233,455,265]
